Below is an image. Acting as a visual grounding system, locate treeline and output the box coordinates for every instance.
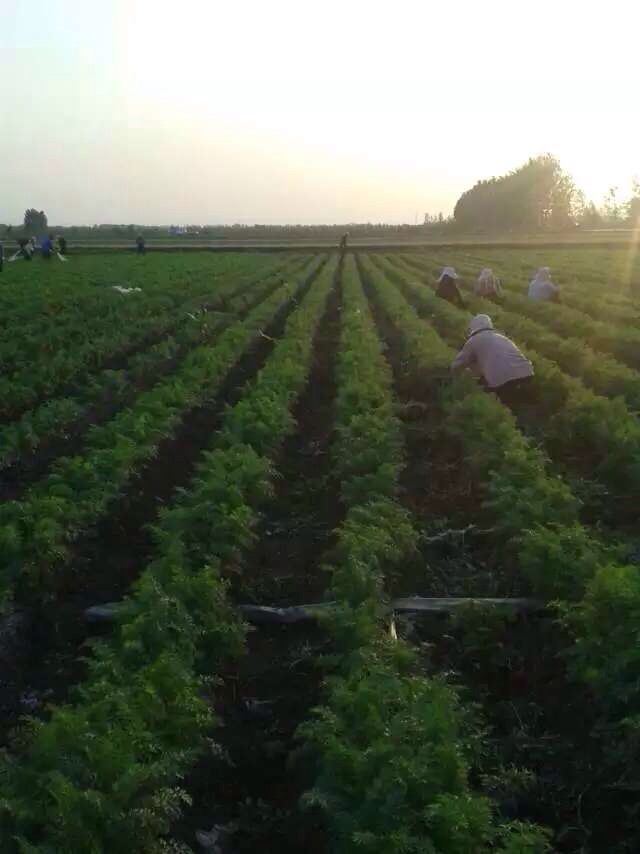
[5,154,639,239]
[452,154,640,233]
[1,222,448,242]
[454,155,578,231]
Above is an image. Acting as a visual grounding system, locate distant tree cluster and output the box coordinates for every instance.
[453,155,640,233]
[23,208,48,234]
[453,155,578,231]
[7,165,640,240]
[588,180,640,227]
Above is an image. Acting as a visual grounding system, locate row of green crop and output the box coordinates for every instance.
[0,257,220,371]
[467,247,639,324]
[0,254,291,421]
[391,253,640,412]
[0,256,309,472]
[440,245,637,307]
[359,255,640,832]
[299,255,549,853]
[465,247,638,322]
[0,257,340,853]
[375,255,640,519]
[0,252,278,351]
[0,256,325,604]
[404,251,640,371]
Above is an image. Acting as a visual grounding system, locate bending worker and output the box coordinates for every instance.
[451,314,534,406]
[528,267,559,302]
[436,266,465,308]
[475,267,502,300]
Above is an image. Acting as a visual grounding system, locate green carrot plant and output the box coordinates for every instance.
[374,254,640,517]
[299,256,551,853]
[0,256,326,603]
[0,257,339,853]
[0,256,309,471]
[360,255,640,833]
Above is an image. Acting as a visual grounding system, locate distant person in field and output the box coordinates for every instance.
[10,237,34,262]
[451,314,534,407]
[339,232,348,252]
[528,267,559,302]
[136,235,146,255]
[41,234,54,260]
[436,266,465,308]
[474,267,502,300]
[56,235,67,258]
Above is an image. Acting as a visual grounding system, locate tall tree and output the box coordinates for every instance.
[453,155,579,232]
[603,187,621,224]
[626,179,640,226]
[24,209,48,234]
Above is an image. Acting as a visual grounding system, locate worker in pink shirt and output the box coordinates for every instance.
[451,314,534,407]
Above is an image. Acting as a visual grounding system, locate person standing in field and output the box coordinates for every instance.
[136,235,146,255]
[528,267,559,302]
[450,314,534,407]
[436,266,465,308]
[475,267,502,300]
[339,232,348,252]
[56,235,68,259]
[40,234,54,260]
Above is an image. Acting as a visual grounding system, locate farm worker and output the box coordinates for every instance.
[339,232,348,252]
[528,267,559,302]
[41,235,54,260]
[10,238,33,261]
[56,235,68,260]
[475,268,502,299]
[451,314,534,406]
[136,234,146,255]
[436,266,465,309]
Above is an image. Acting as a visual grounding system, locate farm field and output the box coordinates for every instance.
[0,248,639,853]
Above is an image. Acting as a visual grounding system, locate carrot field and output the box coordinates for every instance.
[1,247,639,853]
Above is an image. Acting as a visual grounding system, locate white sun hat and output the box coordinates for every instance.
[437,266,459,282]
[468,314,494,336]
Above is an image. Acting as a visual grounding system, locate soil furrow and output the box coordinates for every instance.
[168,259,344,854]
[0,266,320,746]
[0,274,286,502]
[356,254,512,599]
[0,260,292,426]
[357,255,624,853]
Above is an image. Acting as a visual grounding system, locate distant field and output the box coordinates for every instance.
[1,246,639,852]
[14,226,640,252]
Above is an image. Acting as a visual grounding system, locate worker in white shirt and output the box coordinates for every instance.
[451,314,534,407]
[475,268,502,300]
[528,267,559,302]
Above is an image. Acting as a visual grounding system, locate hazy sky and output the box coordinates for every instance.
[1,0,639,225]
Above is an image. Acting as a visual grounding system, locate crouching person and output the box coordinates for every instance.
[436,266,465,308]
[475,267,502,301]
[450,314,534,407]
[528,267,559,302]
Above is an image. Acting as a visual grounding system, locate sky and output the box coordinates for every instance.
[1,0,639,225]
